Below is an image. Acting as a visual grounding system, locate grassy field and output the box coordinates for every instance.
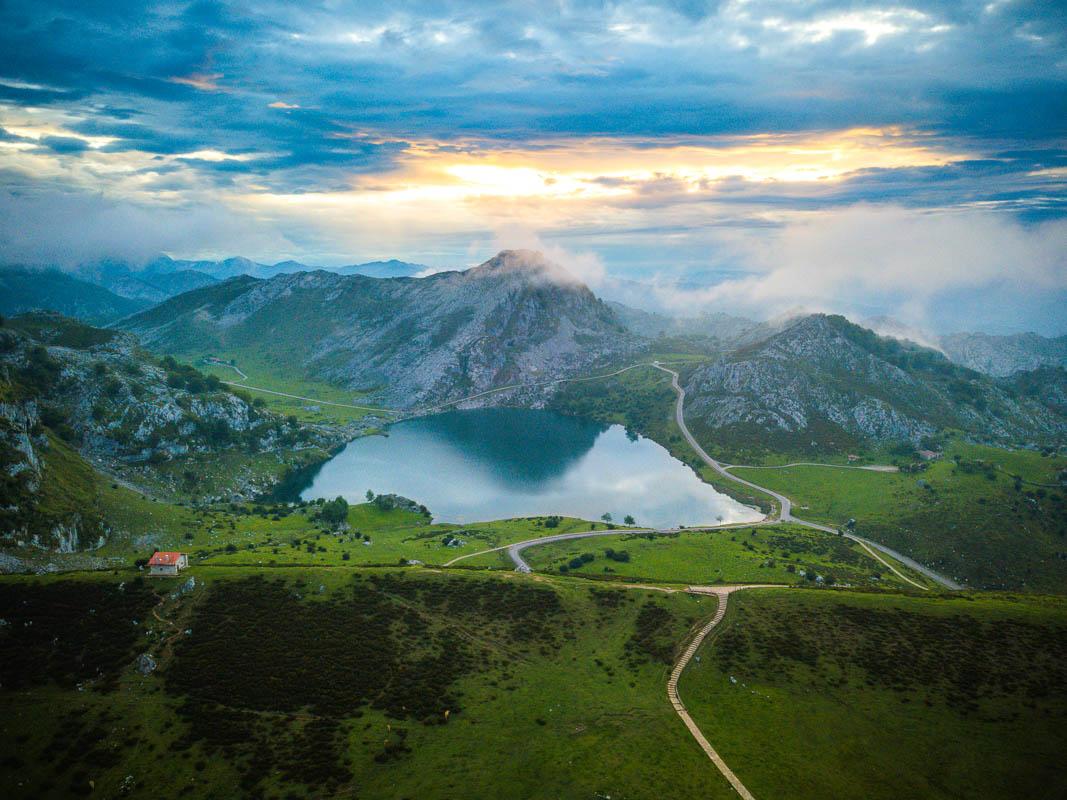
[0,567,745,800]
[679,588,1067,799]
[192,350,389,424]
[476,523,920,590]
[730,440,1067,591]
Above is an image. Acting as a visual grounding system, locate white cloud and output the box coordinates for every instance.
[490,226,607,287]
[649,206,1067,328]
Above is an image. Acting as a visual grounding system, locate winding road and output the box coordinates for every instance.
[651,363,962,591]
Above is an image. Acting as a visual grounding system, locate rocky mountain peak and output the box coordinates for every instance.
[466,250,581,287]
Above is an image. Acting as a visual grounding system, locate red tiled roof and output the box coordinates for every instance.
[148,551,184,566]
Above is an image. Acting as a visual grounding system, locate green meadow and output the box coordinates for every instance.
[679,588,1067,799]
[478,523,920,590]
[730,440,1067,591]
[0,568,741,800]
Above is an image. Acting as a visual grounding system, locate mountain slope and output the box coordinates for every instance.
[0,313,345,549]
[0,268,151,324]
[682,314,1065,454]
[939,331,1067,377]
[74,259,219,303]
[118,250,636,408]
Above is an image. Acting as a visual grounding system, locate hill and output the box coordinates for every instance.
[118,250,637,408]
[0,313,346,550]
[0,268,150,324]
[681,314,1066,454]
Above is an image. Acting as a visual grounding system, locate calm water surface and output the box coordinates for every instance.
[299,408,762,528]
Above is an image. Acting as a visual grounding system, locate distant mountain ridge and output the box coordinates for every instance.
[77,254,429,284]
[117,250,636,408]
[0,268,151,324]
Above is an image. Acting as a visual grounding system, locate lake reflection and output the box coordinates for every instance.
[299,408,762,529]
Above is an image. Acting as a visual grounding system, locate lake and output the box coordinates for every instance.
[298,408,763,529]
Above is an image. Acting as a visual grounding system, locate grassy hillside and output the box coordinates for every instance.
[730,440,1067,591]
[679,588,1067,799]
[0,568,740,799]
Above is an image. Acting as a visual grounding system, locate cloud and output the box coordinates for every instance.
[37,135,91,153]
[649,206,1067,332]
[490,226,606,288]
[0,186,294,267]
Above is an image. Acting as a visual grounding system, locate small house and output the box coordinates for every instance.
[148,551,188,576]
[918,449,942,461]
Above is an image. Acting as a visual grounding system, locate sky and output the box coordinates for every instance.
[0,1,1065,333]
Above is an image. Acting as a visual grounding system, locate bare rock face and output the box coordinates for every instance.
[120,250,638,409]
[683,314,1066,448]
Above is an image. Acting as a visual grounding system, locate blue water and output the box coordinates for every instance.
[299,408,762,528]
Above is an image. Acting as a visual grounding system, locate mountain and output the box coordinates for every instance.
[0,313,345,550]
[0,268,151,324]
[681,314,1065,453]
[939,331,1067,377]
[118,250,636,408]
[75,259,218,303]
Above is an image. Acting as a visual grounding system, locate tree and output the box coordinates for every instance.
[601,512,613,523]
[319,496,349,527]
[624,515,635,526]
[365,489,375,502]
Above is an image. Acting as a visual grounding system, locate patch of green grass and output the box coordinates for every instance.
[679,588,1067,799]
[186,349,388,424]
[200,509,609,568]
[503,523,915,589]
[730,440,1067,591]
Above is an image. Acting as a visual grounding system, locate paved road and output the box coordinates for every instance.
[222,362,657,419]
[415,361,657,415]
[221,381,402,414]
[669,585,779,800]
[444,360,960,590]
[652,363,962,591]
[207,360,248,379]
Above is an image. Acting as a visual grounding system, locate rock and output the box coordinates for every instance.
[179,576,196,594]
[136,653,157,676]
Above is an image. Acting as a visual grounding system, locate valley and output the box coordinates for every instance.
[0,251,1064,799]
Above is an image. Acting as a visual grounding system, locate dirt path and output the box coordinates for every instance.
[668,584,778,799]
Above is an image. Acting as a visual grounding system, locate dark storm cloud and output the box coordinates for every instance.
[1,1,1063,176]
